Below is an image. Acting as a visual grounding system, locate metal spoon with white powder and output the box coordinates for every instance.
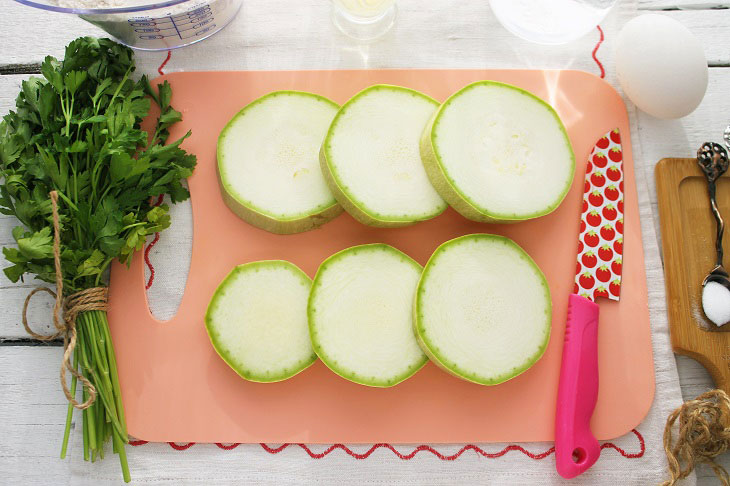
[700,132,730,326]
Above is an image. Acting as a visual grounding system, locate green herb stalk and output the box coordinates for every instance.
[0,37,197,482]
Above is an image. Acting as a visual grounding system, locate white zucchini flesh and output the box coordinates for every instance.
[308,244,428,387]
[420,81,575,222]
[321,85,447,227]
[217,91,342,234]
[205,261,316,383]
[415,234,551,385]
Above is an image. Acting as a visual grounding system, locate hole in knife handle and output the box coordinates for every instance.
[571,447,586,464]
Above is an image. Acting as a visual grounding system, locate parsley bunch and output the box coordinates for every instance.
[1,37,195,292]
[0,37,197,481]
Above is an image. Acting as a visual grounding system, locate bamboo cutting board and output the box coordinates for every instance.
[656,158,730,393]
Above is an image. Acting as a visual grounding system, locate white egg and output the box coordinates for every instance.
[615,14,708,119]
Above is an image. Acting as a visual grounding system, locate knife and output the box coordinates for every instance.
[555,128,624,479]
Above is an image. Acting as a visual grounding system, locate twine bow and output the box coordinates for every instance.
[21,191,108,410]
[662,389,730,485]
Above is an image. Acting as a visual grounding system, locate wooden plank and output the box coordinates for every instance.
[0,64,42,75]
[603,9,730,66]
[0,74,30,115]
[0,1,727,70]
[639,0,730,9]
[0,347,71,485]
[0,285,61,341]
[676,355,718,400]
[655,158,730,390]
[0,0,104,67]
[638,68,730,246]
[0,344,725,484]
[667,9,730,66]
[0,345,727,485]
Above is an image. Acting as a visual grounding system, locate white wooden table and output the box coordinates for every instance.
[1,0,729,484]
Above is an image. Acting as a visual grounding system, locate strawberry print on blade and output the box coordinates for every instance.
[575,128,624,301]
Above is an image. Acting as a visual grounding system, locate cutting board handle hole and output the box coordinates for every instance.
[143,193,193,322]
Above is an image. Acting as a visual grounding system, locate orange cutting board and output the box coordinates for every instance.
[108,69,654,444]
[656,158,730,391]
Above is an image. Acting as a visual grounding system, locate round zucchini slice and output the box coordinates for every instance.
[420,80,575,222]
[321,85,447,227]
[217,91,342,234]
[205,260,316,382]
[308,243,427,386]
[415,234,551,385]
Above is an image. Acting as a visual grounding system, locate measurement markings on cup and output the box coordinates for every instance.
[129,4,216,40]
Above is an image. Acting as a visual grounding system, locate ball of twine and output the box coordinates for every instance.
[662,389,730,485]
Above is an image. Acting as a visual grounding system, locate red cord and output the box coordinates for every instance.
[158,51,172,76]
[259,443,557,460]
[216,443,241,450]
[144,195,164,290]
[129,429,645,461]
[168,442,196,451]
[143,233,160,290]
[592,25,606,79]
[599,429,645,459]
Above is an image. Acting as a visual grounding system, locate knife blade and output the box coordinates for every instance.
[555,128,624,479]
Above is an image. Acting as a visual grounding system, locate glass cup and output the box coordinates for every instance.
[331,0,397,41]
[14,0,242,50]
[490,0,617,45]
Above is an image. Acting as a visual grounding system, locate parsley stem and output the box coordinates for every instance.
[105,65,134,114]
[82,397,89,461]
[82,310,130,481]
[81,314,125,439]
[94,258,114,288]
[120,221,146,231]
[60,346,79,459]
[98,312,127,437]
[77,326,98,453]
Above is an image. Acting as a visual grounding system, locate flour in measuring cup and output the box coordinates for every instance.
[50,0,209,13]
[51,0,150,8]
[47,0,235,50]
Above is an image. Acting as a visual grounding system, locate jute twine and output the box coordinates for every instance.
[21,191,108,410]
[662,389,730,485]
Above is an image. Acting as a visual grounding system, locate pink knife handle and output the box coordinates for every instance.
[555,294,601,479]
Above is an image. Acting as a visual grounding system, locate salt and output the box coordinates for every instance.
[701,281,730,326]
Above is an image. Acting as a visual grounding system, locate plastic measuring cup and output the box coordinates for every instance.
[14,0,242,51]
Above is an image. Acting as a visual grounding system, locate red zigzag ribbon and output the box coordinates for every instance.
[593,25,606,79]
[128,429,644,461]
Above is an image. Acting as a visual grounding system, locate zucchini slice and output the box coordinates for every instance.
[321,85,447,227]
[308,244,427,387]
[205,261,316,382]
[217,91,342,234]
[415,234,551,385]
[420,81,575,222]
